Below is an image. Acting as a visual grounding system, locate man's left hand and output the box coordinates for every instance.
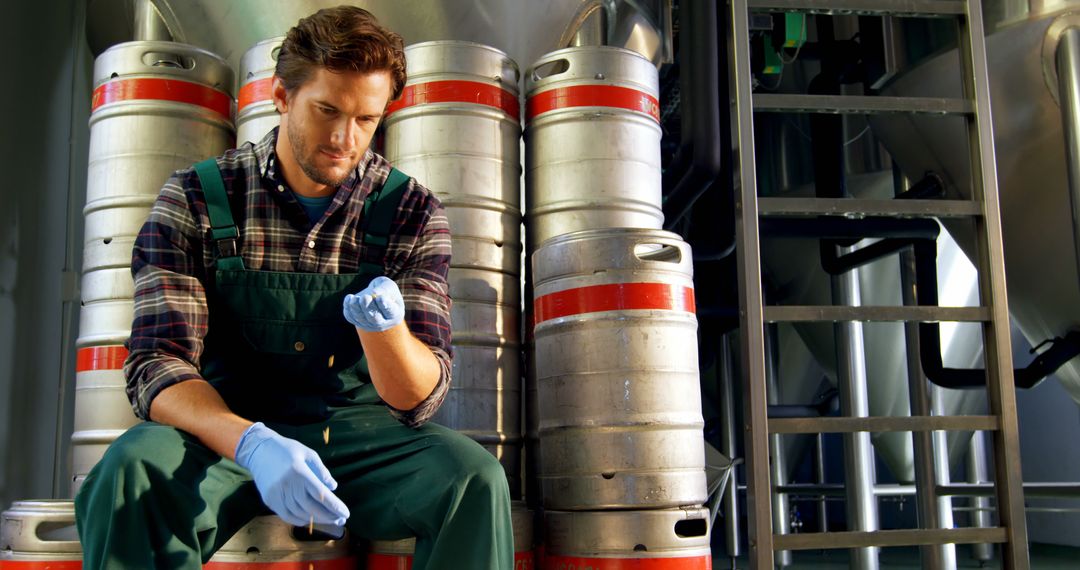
[343,276,405,332]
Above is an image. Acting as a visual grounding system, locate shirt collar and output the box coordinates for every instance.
[253,126,374,193]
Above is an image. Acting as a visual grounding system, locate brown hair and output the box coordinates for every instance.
[275,6,407,101]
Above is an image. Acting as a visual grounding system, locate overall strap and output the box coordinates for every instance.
[193,158,245,271]
[358,167,410,274]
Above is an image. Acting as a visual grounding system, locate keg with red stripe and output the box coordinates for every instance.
[524,46,663,253]
[74,41,234,494]
[532,229,706,510]
[0,500,82,569]
[366,502,535,569]
[542,508,712,569]
[383,41,524,496]
[205,516,354,569]
[237,37,283,145]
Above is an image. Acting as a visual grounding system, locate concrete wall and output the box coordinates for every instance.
[0,0,91,509]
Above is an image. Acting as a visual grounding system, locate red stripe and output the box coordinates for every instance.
[526,85,660,122]
[238,77,274,113]
[534,283,695,324]
[542,555,711,569]
[0,561,82,569]
[386,80,519,120]
[365,554,411,570]
[91,78,232,120]
[203,557,356,570]
[76,346,129,372]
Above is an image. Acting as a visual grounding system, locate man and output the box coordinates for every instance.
[74,7,513,569]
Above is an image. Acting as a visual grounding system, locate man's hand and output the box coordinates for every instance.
[343,276,405,332]
[234,422,350,529]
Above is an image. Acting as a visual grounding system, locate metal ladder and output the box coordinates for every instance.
[729,0,1030,568]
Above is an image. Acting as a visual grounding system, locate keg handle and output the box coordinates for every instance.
[530,58,571,82]
[142,51,196,70]
[632,241,684,265]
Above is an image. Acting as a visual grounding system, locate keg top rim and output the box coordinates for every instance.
[405,39,513,59]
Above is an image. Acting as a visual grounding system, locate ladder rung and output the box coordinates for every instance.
[768,415,1000,434]
[773,527,1008,551]
[764,305,990,323]
[748,0,966,17]
[754,94,972,115]
[758,197,981,217]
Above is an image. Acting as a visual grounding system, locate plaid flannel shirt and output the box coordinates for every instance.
[123,128,453,428]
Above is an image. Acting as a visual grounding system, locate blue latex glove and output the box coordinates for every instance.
[342,276,405,333]
[234,422,350,530]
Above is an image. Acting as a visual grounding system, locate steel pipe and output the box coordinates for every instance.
[718,334,742,560]
[133,0,170,42]
[766,325,792,568]
[1056,26,1080,279]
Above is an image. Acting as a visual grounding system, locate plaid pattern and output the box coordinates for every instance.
[124,128,452,428]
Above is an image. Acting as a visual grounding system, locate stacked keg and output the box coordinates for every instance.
[236,37,283,146]
[0,501,81,568]
[366,501,535,569]
[205,516,353,569]
[383,41,525,497]
[74,41,235,494]
[524,46,710,568]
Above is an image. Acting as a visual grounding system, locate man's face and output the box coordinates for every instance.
[272,67,393,188]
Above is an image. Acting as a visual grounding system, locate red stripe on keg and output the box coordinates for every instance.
[386,80,520,120]
[238,77,274,113]
[526,85,660,123]
[365,554,412,570]
[91,78,232,120]
[0,561,82,569]
[534,283,695,324]
[203,557,356,569]
[542,555,711,569]
[76,346,129,372]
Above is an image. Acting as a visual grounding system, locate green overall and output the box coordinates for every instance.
[74,160,514,569]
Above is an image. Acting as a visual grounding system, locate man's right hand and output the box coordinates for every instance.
[234,422,350,529]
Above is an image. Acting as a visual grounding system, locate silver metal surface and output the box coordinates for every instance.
[900,248,954,570]
[236,36,283,145]
[542,507,712,561]
[753,94,972,115]
[966,431,995,563]
[209,516,350,564]
[133,0,171,42]
[773,527,1007,551]
[524,46,663,251]
[746,0,965,16]
[718,334,742,559]
[765,327,793,568]
[769,415,999,434]
[813,433,829,531]
[382,41,523,496]
[532,229,705,510]
[757,197,981,217]
[730,0,775,564]
[832,265,880,569]
[1056,26,1080,280]
[71,369,139,489]
[763,305,991,323]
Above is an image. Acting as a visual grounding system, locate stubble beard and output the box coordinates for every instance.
[286,116,357,189]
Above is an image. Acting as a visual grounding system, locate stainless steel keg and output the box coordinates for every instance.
[532,228,706,510]
[0,500,81,568]
[366,501,535,569]
[542,507,712,569]
[205,516,353,568]
[524,46,663,252]
[74,40,234,494]
[383,41,524,496]
[237,37,283,145]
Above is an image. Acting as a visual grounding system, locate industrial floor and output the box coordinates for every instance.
[720,543,1079,569]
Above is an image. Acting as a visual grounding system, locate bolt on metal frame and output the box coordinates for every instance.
[729,0,1031,568]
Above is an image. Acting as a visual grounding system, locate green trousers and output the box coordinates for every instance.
[74,396,514,569]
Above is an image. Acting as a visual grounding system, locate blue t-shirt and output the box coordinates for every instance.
[292,191,334,227]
